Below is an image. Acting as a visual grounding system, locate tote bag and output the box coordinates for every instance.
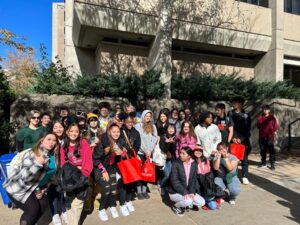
[152,143,166,167]
[117,152,141,184]
[141,157,156,183]
[230,143,245,160]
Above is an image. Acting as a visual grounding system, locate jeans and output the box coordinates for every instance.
[214,176,241,200]
[241,138,252,178]
[259,138,275,164]
[47,184,67,216]
[204,196,217,210]
[160,160,172,188]
[169,193,205,208]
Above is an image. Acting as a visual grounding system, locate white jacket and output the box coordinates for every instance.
[194,124,222,157]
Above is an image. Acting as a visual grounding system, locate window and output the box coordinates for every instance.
[238,0,268,8]
[284,65,300,87]
[284,0,300,15]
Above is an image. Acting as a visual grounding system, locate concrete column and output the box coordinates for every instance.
[254,0,284,82]
[148,0,173,98]
[95,44,102,74]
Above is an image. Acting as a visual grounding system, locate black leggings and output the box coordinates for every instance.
[118,178,134,205]
[8,192,48,225]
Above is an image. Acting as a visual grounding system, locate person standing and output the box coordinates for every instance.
[257,105,278,170]
[194,111,222,158]
[214,103,234,143]
[15,110,46,152]
[229,97,251,185]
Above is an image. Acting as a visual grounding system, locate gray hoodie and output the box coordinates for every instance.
[134,110,158,155]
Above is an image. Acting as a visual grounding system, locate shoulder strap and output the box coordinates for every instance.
[122,130,133,149]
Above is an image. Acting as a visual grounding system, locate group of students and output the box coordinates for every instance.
[3,98,279,224]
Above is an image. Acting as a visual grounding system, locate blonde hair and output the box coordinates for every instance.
[32,133,58,159]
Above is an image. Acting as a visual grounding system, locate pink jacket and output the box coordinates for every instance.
[197,160,211,175]
[175,134,197,157]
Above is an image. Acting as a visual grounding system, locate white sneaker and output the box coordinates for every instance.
[61,212,68,224]
[109,207,119,218]
[98,209,109,221]
[229,200,236,205]
[120,205,130,216]
[52,214,62,225]
[125,201,135,212]
[242,177,249,185]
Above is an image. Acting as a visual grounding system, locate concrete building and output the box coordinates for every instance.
[52,0,300,97]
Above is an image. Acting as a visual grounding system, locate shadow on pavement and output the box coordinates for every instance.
[248,172,300,224]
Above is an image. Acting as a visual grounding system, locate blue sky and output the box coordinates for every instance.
[0,0,63,61]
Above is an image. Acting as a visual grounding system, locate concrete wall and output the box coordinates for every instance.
[52,3,65,64]
[11,94,300,152]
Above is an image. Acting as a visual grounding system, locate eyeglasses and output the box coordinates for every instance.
[76,111,87,117]
[31,117,40,120]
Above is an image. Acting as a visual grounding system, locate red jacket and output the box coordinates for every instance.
[60,139,93,177]
[257,115,278,139]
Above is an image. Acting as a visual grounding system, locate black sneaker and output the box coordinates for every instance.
[143,192,150,199]
[172,206,185,216]
[270,164,275,170]
[137,193,145,200]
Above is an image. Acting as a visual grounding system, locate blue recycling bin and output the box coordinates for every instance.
[0,153,16,205]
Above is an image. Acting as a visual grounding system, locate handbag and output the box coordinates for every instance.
[230,143,245,160]
[117,152,141,184]
[141,157,156,183]
[152,143,166,167]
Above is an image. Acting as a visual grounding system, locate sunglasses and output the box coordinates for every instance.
[76,111,87,117]
[31,117,40,120]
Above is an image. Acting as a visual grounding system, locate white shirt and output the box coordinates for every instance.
[194,123,222,157]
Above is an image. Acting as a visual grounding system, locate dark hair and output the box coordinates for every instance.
[180,121,196,139]
[178,110,187,121]
[107,122,121,152]
[165,123,176,138]
[217,142,229,151]
[230,96,245,105]
[156,109,170,130]
[41,112,51,118]
[192,145,207,163]
[180,146,193,156]
[51,120,65,139]
[198,111,213,124]
[98,101,111,110]
[64,123,81,160]
[215,103,226,110]
[60,106,69,112]
[262,104,271,110]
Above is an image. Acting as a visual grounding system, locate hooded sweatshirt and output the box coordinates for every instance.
[134,110,158,155]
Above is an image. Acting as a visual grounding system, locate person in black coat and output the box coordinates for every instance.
[168,147,205,216]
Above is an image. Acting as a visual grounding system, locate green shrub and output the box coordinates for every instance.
[0,67,16,151]
[171,74,300,100]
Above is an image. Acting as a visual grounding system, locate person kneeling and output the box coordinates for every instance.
[213,142,241,205]
[168,147,205,216]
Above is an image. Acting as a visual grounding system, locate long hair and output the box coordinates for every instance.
[107,122,121,153]
[165,123,176,138]
[32,132,58,157]
[143,112,154,134]
[156,109,169,130]
[63,123,81,161]
[180,121,196,139]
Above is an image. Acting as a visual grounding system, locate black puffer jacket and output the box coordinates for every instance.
[168,159,199,195]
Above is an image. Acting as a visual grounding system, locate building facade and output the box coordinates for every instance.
[52,0,300,97]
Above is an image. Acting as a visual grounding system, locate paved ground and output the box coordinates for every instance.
[1,153,300,225]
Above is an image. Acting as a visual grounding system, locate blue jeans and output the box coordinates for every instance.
[160,160,172,188]
[214,176,241,200]
[204,196,217,210]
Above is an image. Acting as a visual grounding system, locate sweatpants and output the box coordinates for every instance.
[169,193,205,208]
[67,197,84,225]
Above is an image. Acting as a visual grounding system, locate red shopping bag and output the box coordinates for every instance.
[117,152,141,184]
[230,144,245,160]
[141,157,156,183]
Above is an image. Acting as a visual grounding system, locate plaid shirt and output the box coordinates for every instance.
[3,151,48,204]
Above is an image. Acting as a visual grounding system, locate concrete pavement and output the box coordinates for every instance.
[1,153,300,225]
